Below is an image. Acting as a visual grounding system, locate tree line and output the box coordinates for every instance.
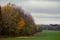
[0,3,40,37]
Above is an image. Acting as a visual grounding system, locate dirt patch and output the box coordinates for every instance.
[16,36,34,38]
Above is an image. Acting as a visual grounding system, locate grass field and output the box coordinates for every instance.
[0,30,60,40]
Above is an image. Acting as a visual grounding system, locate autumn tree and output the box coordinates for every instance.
[0,3,37,36]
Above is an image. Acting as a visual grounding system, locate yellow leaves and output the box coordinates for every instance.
[1,7,6,13]
[17,17,25,30]
[1,5,14,14]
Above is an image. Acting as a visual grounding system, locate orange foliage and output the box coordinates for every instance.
[17,17,25,30]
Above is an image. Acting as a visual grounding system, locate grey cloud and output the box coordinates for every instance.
[31,0,60,1]
[24,7,60,14]
[34,17,60,21]
[35,16,60,19]
[20,1,60,14]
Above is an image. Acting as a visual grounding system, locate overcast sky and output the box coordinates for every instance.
[0,0,60,24]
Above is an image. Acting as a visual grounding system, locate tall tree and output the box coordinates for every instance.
[0,3,37,36]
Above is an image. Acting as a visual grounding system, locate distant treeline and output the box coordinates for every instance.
[0,3,41,37]
[39,24,60,30]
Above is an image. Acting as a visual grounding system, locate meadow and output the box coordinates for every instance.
[0,30,60,40]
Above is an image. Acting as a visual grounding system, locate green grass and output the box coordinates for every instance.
[0,30,60,40]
